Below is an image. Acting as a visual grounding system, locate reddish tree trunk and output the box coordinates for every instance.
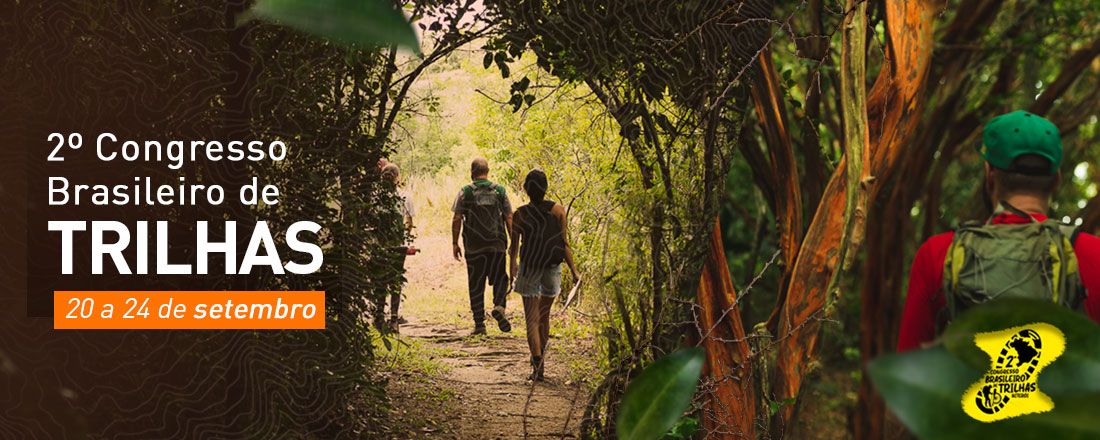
[769,0,940,436]
[752,48,804,337]
[696,218,756,438]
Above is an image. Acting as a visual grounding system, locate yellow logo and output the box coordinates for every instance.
[962,323,1065,422]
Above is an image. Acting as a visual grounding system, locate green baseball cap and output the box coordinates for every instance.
[979,110,1062,175]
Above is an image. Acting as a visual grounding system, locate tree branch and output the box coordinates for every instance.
[1030,34,1100,115]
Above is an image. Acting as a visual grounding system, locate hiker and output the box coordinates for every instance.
[509,170,580,380]
[381,163,416,332]
[452,158,513,335]
[383,163,415,235]
[897,110,1100,352]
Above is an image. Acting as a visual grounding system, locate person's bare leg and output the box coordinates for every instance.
[522,296,542,359]
[539,296,553,356]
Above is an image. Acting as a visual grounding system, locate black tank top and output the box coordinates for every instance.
[517,200,566,268]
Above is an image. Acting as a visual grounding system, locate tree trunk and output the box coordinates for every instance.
[853,188,910,440]
[769,0,940,436]
[751,48,804,337]
[696,218,756,439]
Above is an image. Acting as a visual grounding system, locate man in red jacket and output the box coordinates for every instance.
[897,111,1100,352]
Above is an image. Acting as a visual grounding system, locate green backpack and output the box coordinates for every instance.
[941,204,1085,326]
[460,180,508,253]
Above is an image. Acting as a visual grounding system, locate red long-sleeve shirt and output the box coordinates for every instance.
[897,212,1100,352]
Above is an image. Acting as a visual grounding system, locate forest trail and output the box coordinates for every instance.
[396,318,586,439]
[381,234,593,439]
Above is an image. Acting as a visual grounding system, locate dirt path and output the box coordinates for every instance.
[396,318,585,439]
[381,236,593,439]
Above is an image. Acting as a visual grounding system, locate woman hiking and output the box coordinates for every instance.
[509,170,581,381]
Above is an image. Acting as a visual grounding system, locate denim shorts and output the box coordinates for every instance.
[514,263,562,297]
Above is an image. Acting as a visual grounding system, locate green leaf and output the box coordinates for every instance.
[768,397,796,416]
[655,114,674,133]
[616,348,704,440]
[869,298,1100,439]
[664,416,699,440]
[508,94,522,112]
[507,43,524,58]
[241,0,420,54]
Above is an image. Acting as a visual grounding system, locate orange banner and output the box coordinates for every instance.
[53,290,325,329]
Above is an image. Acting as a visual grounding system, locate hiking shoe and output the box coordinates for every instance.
[491,306,511,333]
[471,325,487,336]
